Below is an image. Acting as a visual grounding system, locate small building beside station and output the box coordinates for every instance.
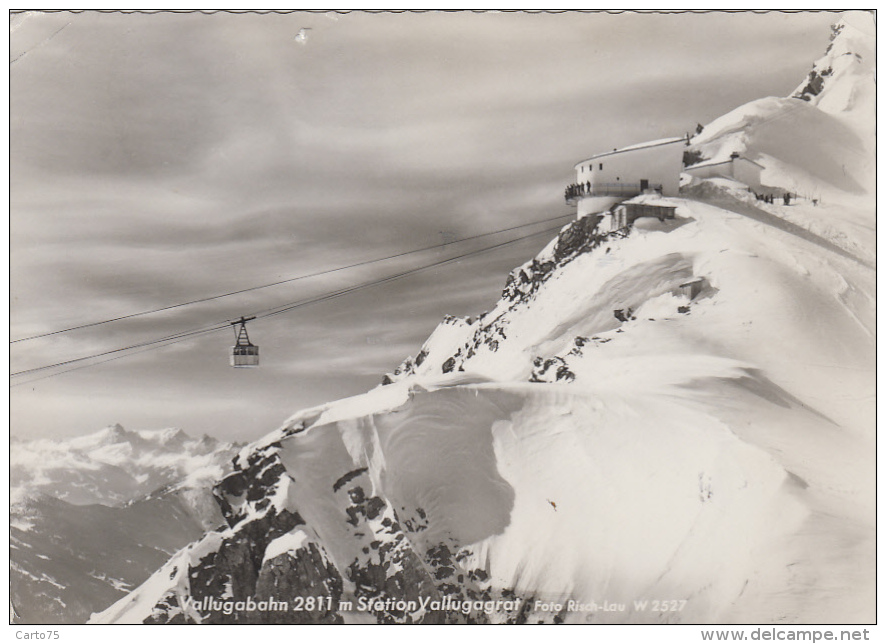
[683,152,764,191]
[610,202,677,231]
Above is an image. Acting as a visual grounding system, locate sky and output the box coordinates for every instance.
[9,10,840,442]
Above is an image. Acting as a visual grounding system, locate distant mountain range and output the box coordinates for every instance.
[10,424,240,624]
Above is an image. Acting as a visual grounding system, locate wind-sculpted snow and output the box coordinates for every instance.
[94,400,539,624]
[95,371,845,624]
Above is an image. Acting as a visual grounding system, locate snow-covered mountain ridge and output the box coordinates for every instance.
[792,13,875,120]
[93,13,875,625]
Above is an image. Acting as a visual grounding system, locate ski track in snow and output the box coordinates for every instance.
[686,188,872,269]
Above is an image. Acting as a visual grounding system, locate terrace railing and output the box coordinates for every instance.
[564,182,661,204]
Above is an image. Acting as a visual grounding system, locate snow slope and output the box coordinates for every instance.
[93,13,874,625]
[685,12,874,256]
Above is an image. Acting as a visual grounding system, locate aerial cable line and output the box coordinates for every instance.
[10,212,575,344]
[10,322,231,378]
[9,328,224,389]
[253,223,565,321]
[10,222,565,383]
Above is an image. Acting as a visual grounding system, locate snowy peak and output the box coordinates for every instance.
[138,427,189,449]
[97,422,130,443]
[686,13,875,203]
[67,424,196,452]
[792,12,875,119]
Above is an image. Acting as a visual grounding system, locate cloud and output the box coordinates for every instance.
[10,10,839,440]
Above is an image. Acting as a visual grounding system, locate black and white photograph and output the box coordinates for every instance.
[8,9,876,635]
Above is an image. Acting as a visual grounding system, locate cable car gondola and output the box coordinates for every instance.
[230,316,259,368]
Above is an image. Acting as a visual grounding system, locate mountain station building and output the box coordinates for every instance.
[566,136,686,217]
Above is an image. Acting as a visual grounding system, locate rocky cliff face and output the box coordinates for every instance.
[792,14,874,115]
[383,212,619,385]
[105,419,543,624]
